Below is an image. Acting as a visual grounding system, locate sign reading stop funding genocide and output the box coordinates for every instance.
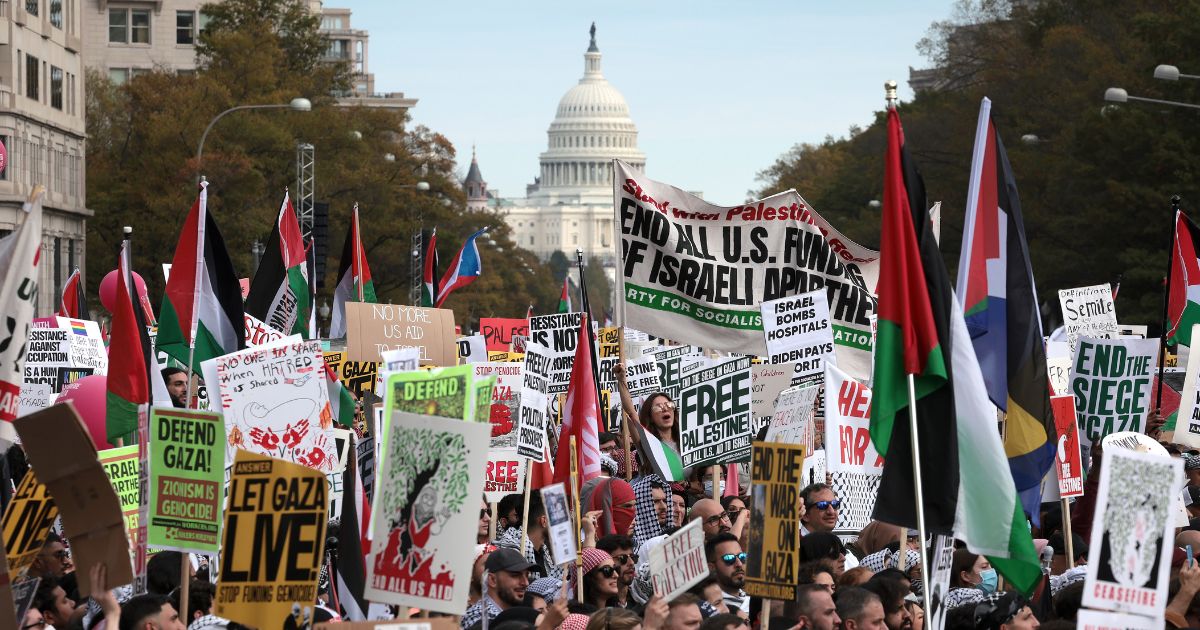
[216,450,327,630]
[761,290,835,385]
[745,441,805,600]
[678,356,752,467]
[148,408,225,553]
[613,161,879,381]
[1058,284,1118,355]
[1068,337,1156,460]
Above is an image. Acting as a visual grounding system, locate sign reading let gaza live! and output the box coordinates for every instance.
[148,408,224,553]
[614,160,879,381]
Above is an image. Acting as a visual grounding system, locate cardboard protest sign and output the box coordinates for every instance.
[366,411,489,614]
[216,339,340,473]
[1051,394,1084,498]
[480,318,529,353]
[147,408,224,553]
[1082,448,1179,619]
[517,342,553,461]
[458,335,488,364]
[678,357,753,467]
[540,482,576,566]
[652,345,697,401]
[243,312,286,347]
[324,351,380,399]
[483,448,526,501]
[215,450,327,629]
[750,364,793,436]
[744,441,804,600]
[99,445,141,563]
[761,290,835,386]
[2,469,58,580]
[529,313,587,393]
[763,384,820,448]
[15,403,133,595]
[1069,337,1157,460]
[823,364,881,475]
[648,517,708,601]
[1058,284,1118,354]
[613,161,879,381]
[474,362,523,448]
[344,303,457,365]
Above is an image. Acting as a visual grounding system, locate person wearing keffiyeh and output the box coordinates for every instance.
[492,494,565,584]
[631,474,673,547]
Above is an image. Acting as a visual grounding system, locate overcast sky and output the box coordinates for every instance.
[336,1,957,205]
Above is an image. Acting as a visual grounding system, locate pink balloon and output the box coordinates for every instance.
[56,374,115,450]
[99,269,148,313]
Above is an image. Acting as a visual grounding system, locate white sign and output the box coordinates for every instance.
[648,517,709,601]
[516,342,552,462]
[926,535,955,630]
[457,335,488,364]
[529,313,585,394]
[484,448,526,502]
[540,483,576,566]
[764,383,820,449]
[1174,324,1200,449]
[761,290,835,386]
[1075,610,1157,630]
[1082,448,1178,619]
[474,362,524,449]
[750,363,794,436]
[823,364,881,475]
[1046,340,1072,396]
[1058,284,1118,355]
[678,357,753,467]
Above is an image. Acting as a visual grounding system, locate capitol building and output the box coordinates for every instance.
[465,26,646,268]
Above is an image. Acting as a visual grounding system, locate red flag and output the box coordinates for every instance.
[553,314,602,493]
[57,268,89,320]
[528,448,554,491]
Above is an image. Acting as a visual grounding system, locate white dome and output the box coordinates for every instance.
[533,26,645,201]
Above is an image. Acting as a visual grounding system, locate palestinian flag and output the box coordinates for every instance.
[246,191,311,338]
[56,268,89,320]
[324,360,355,429]
[157,181,246,370]
[871,106,1040,595]
[421,228,438,308]
[106,239,149,445]
[331,434,369,620]
[631,421,683,482]
[1167,210,1200,347]
[956,98,1055,518]
[330,204,377,338]
[558,277,573,313]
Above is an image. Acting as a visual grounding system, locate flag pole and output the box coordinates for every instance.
[576,250,605,420]
[618,326,632,481]
[886,78,934,622]
[184,181,207,409]
[570,435,584,601]
[519,459,532,555]
[354,203,365,302]
[1061,497,1075,569]
[1157,195,1181,411]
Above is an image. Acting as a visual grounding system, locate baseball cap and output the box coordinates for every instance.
[485,548,537,573]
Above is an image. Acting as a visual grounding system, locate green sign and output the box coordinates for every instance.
[148,407,225,553]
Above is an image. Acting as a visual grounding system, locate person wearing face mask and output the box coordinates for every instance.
[580,478,637,537]
[944,550,998,609]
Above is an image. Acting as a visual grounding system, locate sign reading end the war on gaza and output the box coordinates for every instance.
[612,160,880,381]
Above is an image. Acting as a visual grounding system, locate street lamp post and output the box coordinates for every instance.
[1104,87,1200,111]
[195,97,312,179]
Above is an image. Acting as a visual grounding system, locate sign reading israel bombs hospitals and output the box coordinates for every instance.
[216,450,327,630]
[148,408,224,553]
[613,161,880,381]
[678,356,753,467]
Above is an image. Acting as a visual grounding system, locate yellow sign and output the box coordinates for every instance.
[1,470,58,580]
[744,441,806,600]
[215,450,327,629]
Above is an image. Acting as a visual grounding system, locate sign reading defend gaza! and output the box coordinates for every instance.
[148,408,225,553]
[216,450,327,630]
[613,160,880,381]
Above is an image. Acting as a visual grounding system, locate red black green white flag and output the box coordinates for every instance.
[106,239,149,445]
[330,204,377,338]
[157,181,246,370]
[421,228,438,308]
[56,268,89,320]
[245,191,311,338]
[1167,210,1200,347]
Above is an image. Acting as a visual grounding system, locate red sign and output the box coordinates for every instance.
[479,317,529,352]
[1051,394,1084,498]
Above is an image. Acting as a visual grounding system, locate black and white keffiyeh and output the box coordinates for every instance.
[631,474,673,547]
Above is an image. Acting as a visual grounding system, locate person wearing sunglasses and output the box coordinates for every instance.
[612,364,680,452]
[478,498,494,545]
[30,533,73,580]
[704,533,749,618]
[597,534,638,609]
[578,548,622,611]
[799,483,842,536]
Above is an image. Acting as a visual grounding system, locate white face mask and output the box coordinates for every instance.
[703,480,714,497]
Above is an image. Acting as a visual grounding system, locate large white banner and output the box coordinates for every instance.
[613,161,879,381]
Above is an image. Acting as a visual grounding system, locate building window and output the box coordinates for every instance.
[176,11,195,44]
[26,0,38,16]
[49,0,61,27]
[110,8,150,44]
[109,67,129,84]
[25,54,39,100]
[50,67,63,110]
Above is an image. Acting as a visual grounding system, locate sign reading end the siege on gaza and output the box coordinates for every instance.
[612,160,880,382]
